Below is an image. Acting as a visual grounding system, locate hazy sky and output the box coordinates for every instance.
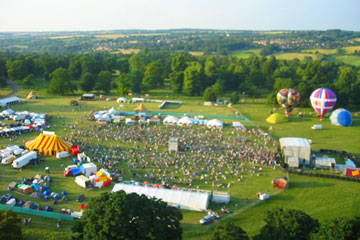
[0,0,359,32]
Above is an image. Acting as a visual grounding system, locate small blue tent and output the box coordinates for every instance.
[329,108,352,126]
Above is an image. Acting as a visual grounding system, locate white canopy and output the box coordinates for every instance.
[279,137,311,168]
[163,115,179,125]
[116,97,127,103]
[98,114,111,122]
[206,119,223,129]
[177,116,194,126]
[112,183,211,211]
[2,108,15,115]
[108,107,117,115]
[232,121,245,128]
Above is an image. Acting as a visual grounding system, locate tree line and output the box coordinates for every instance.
[1,51,360,108]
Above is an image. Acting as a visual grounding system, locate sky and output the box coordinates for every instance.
[0,0,359,32]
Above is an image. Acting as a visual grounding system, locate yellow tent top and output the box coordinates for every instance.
[266,113,288,124]
[134,103,147,112]
[25,132,72,156]
[26,91,37,100]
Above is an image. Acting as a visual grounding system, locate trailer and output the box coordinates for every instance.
[12,151,37,169]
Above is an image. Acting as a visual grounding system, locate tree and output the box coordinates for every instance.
[273,77,294,91]
[183,62,202,96]
[72,191,182,240]
[80,72,96,92]
[117,73,131,95]
[311,217,360,240]
[68,59,82,80]
[47,67,75,95]
[6,59,28,81]
[169,71,184,93]
[95,71,112,93]
[203,87,217,101]
[23,73,35,86]
[0,210,23,240]
[211,80,224,97]
[253,208,319,240]
[230,92,240,104]
[212,221,249,240]
[142,60,165,91]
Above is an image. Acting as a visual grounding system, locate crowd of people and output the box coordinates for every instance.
[61,114,281,189]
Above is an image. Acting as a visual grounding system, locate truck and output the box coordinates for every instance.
[12,151,37,169]
[1,154,16,165]
[75,175,91,188]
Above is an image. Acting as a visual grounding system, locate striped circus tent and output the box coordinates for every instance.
[25,131,72,155]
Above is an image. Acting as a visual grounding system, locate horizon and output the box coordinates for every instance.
[1,0,359,32]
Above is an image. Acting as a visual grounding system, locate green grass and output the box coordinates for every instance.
[0,91,359,239]
[272,52,319,61]
[230,49,261,58]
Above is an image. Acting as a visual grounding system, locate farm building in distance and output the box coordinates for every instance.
[279,137,312,168]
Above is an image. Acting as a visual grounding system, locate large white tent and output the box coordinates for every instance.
[108,107,117,115]
[206,119,223,129]
[279,137,311,168]
[177,116,194,126]
[112,183,211,211]
[163,115,179,125]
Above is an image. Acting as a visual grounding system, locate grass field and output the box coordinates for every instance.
[0,87,359,239]
[189,51,204,56]
[342,45,360,54]
[112,48,141,54]
[325,55,360,66]
[94,33,168,39]
[301,48,337,54]
[230,49,261,58]
[272,52,320,61]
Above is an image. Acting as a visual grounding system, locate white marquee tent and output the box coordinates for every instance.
[112,183,211,211]
[108,107,117,115]
[177,116,194,126]
[116,97,127,103]
[279,137,311,168]
[206,119,224,129]
[163,115,179,125]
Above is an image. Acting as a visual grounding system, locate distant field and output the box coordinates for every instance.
[47,35,85,39]
[113,48,141,54]
[342,45,360,54]
[273,52,319,61]
[230,49,261,58]
[94,33,168,39]
[301,48,337,54]
[326,55,360,66]
[189,51,204,56]
[352,38,360,42]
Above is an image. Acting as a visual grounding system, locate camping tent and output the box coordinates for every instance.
[25,132,72,155]
[134,103,147,112]
[206,119,224,129]
[163,115,179,125]
[177,116,194,126]
[279,137,311,168]
[232,121,245,128]
[266,113,288,124]
[26,91,37,100]
[112,183,211,211]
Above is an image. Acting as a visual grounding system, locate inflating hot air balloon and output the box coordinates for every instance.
[276,89,300,117]
[330,108,352,126]
[310,88,337,120]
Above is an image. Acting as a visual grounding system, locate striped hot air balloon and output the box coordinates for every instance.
[310,88,337,120]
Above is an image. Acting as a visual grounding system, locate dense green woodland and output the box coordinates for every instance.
[0,50,360,108]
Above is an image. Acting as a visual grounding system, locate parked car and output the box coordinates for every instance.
[76,194,84,202]
[200,215,215,224]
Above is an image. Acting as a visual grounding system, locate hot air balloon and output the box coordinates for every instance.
[330,108,352,126]
[276,88,300,117]
[310,88,337,120]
